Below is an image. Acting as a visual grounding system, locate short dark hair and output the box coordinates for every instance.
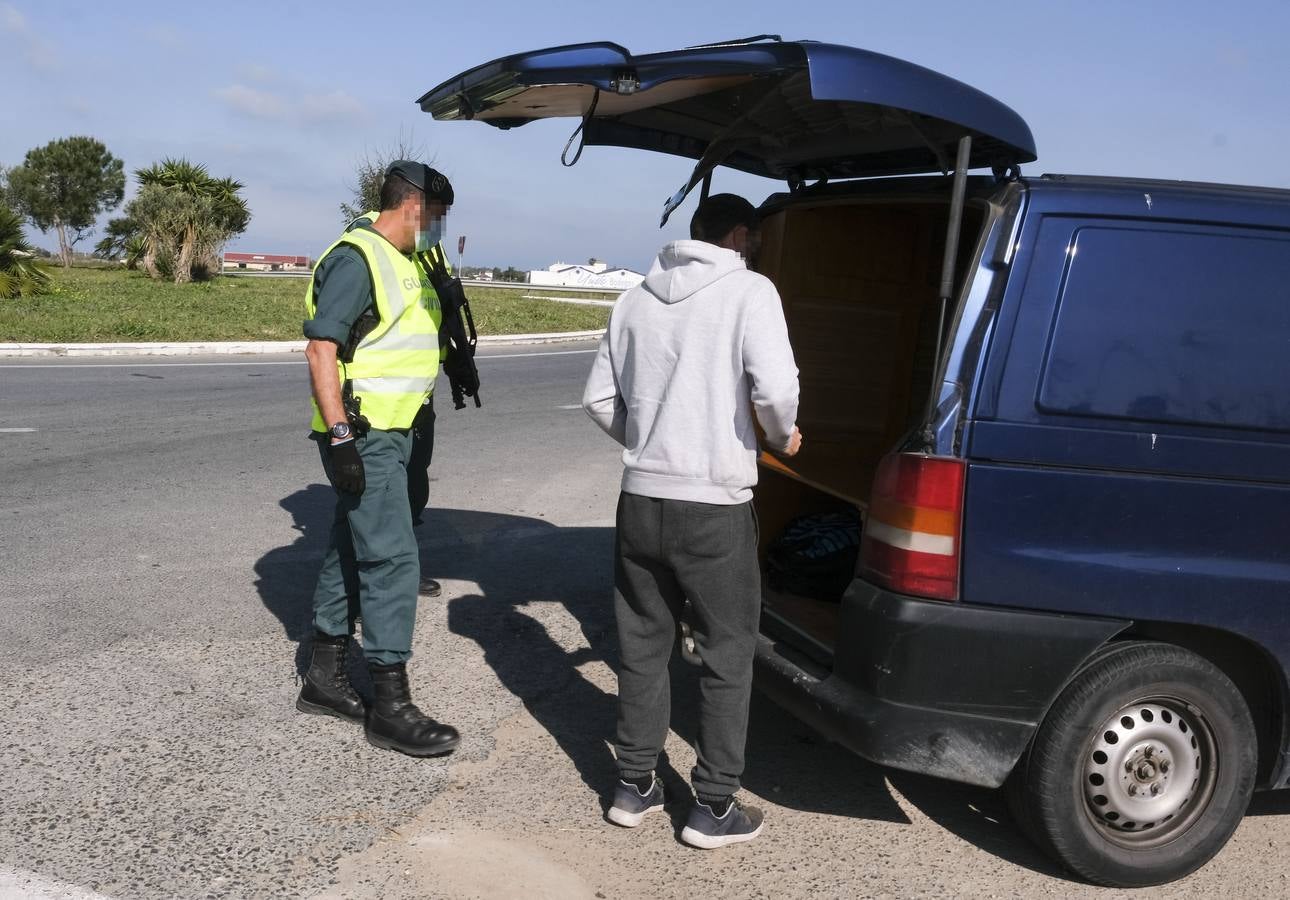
[379,172,421,211]
[690,193,757,243]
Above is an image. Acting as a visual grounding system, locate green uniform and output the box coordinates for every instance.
[304,222,444,664]
[323,216,449,525]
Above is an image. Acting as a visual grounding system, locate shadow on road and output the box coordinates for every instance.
[884,772,1072,880]
[253,493,1132,878]
[1247,789,1290,816]
[254,483,347,677]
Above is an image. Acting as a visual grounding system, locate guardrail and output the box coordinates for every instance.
[461,279,623,295]
[223,270,624,296]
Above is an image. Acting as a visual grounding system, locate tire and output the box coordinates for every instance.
[1013,640,1256,887]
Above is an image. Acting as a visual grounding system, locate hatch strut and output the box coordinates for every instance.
[920,134,972,447]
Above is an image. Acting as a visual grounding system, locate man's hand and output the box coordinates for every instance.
[778,426,803,458]
[328,438,365,495]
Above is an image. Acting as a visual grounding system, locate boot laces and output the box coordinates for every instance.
[331,640,352,690]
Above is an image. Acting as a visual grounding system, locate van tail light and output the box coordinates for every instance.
[860,453,966,601]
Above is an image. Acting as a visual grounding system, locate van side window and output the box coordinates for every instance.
[1038,225,1290,432]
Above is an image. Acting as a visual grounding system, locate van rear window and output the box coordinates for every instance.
[1038,225,1290,432]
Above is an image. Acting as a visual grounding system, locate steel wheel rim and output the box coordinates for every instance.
[1082,696,1218,848]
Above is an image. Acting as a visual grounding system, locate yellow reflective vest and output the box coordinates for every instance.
[305,217,445,431]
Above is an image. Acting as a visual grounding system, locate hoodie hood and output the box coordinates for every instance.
[642,240,746,304]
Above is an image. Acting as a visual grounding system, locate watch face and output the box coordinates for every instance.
[330,423,351,438]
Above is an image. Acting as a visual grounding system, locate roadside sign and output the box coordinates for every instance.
[458,235,466,255]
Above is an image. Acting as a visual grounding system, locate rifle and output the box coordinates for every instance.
[421,247,481,410]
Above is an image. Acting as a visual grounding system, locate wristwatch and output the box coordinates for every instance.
[329,422,352,441]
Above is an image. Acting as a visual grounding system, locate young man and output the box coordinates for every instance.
[582,194,802,849]
[298,161,459,757]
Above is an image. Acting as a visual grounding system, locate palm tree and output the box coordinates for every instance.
[130,159,251,283]
[93,214,139,262]
[203,176,250,275]
[123,235,147,270]
[0,203,49,299]
[136,158,213,195]
[137,159,214,283]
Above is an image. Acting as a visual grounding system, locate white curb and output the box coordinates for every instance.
[0,330,604,358]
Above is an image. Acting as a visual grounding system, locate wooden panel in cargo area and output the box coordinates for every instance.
[752,468,858,652]
[756,201,944,504]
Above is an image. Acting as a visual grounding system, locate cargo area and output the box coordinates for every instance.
[752,192,985,661]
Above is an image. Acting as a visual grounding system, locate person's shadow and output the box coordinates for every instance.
[254,488,620,756]
[255,484,348,679]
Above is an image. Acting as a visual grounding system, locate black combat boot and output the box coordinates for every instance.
[296,631,366,724]
[365,662,460,757]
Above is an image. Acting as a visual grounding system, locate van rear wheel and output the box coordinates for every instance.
[1013,641,1255,887]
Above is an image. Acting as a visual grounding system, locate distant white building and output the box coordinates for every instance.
[529,259,645,291]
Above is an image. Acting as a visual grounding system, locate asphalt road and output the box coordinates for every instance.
[2,346,1289,899]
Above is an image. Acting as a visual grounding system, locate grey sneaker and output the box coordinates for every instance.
[680,797,764,849]
[607,777,665,827]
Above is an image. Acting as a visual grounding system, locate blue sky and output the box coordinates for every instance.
[3,0,1288,272]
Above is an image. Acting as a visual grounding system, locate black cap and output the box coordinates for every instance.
[384,160,454,205]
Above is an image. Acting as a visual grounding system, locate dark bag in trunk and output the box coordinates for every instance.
[766,508,864,602]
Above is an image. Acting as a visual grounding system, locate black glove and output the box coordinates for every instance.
[444,344,481,409]
[328,438,365,495]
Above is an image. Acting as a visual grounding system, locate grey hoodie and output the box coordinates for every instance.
[582,240,800,505]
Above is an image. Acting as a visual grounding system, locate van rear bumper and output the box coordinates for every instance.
[754,582,1127,788]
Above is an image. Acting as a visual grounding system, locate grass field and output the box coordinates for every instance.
[0,266,613,343]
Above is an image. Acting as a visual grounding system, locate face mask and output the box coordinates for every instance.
[416,216,446,253]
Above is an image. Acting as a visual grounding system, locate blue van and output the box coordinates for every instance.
[421,37,1290,887]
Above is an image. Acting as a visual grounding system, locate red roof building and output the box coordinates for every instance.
[224,252,311,270]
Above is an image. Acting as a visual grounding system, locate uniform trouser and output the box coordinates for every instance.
[312,426,419,665]
[613,491,761,800]
[407,397,436,525]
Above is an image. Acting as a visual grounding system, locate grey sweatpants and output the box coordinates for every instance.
[613,491,761,800]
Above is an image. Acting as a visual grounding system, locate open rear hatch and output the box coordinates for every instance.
[418,36,1035,220]
[419,38,1035,661]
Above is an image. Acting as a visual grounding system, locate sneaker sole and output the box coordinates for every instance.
[680,822,764,850]
[296,697,364,724]
[606,801,665,828]
[365,730,460,757]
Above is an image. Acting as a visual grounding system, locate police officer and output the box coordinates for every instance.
[296,160,459,757]
[339,209,447,598]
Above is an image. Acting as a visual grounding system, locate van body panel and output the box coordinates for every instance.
[953,177,1290,787]
[961,462,1290,630]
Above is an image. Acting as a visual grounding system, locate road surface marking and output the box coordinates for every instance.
[0,349,596,369]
